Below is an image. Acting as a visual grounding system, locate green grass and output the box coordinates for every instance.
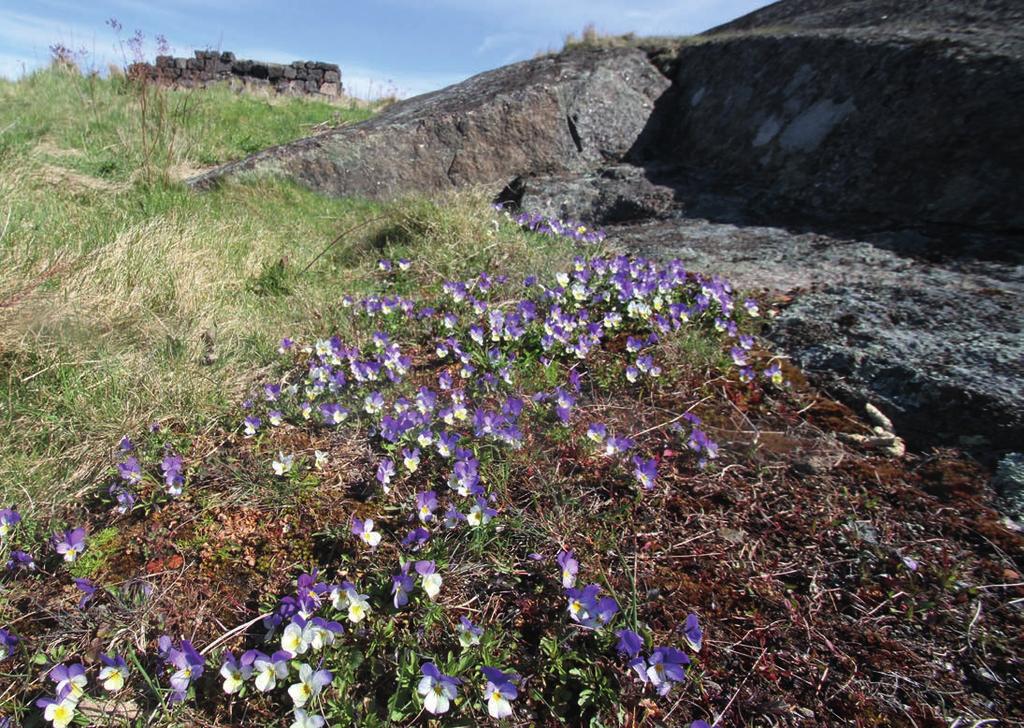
[0,65,374,179]
[0,66,572,513]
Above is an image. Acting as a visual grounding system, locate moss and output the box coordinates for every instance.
[68,526,120,579]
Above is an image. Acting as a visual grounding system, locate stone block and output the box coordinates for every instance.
[220,51,235,63]
[324,70,340,84]
[283,65,296,79]
[319,82,339,96]
[267,63,284,80]
[250,63,269,79]
[305,79,319,93]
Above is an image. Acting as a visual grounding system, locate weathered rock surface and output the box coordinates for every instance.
[189,48,669,198]
[706,0,1024,54]
[630,32,1024,233]
[189,0,1024,456]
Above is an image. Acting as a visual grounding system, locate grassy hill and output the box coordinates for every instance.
[0,66,386,506]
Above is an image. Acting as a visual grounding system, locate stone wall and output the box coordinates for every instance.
[130,51,343,99]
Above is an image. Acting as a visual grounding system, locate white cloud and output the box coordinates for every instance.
[382,0,771,36]
[0,9,101,53]
[339,63,469,99]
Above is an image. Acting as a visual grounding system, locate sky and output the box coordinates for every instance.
[0,0,774,98]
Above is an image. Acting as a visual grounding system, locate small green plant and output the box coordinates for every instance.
[68,526,120,579]
[247,258,292,297]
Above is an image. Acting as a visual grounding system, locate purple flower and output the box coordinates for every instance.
[278,337,294,353]
[603,435,634,456]
[99,653,128,692]
[481,666,520,718]
[391,563,415,608]
[0,628,18,660]
[109,484,137,514]
[74,578,97,609]
[376,458,396,490]
[243,415,261,437]
[402,447,421,473]
[161,637,205,702]
[351,517,382,548]
[444,507,466,534]
[466,496,497,527]
[764,361,784,385]
[633,456,658,490]
[683,613,703,653]
[457,616,483,647]
[616,628,644,659]
[118,457,142,485]
[687,429,719,462]
[402,527,431,551]
[53,527,87,562]
[556,550,579,588]
[6,550,35,571]
[161,453,184,497]
[264,383,282,401]
[320,402,349,425]
[118,435,134,452]
[450,457,480,496]
[0,508,20,539]
[49,662,87,701]
[436,431,460,458]
[553,387,575,423]
[416,490,438,523]
[646,646,690,695]
[417,663,460,715]
[566,584,618,629]
[364,391,385,414]
[586,423,607,443]
[219,650,254,694]
[415,560,443,599]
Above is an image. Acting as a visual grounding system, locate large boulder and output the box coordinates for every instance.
[188,48,670,198]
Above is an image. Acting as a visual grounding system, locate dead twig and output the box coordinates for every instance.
[301,214,388,274]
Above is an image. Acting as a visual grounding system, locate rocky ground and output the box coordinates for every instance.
[512,167,1024,464]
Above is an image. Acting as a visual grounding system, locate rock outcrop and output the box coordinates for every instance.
[631,33,1024,232]
[188,49,669,197]
[188,0,1024,457]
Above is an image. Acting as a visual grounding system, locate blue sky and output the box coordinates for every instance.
[0,0,773,97]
